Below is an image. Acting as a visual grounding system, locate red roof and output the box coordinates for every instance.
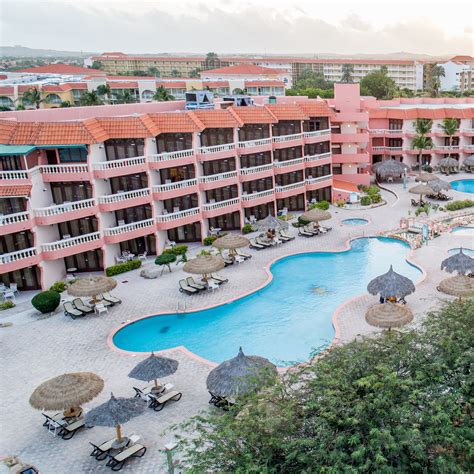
[108,82,138,89]
[189,109,239,129]
[0,184,32,197]
[203,81,229,88]
[202,64,283,76]
[367,107,474,119]
[228,106,277,125]
[244,80,285,87]
[451,55,474,62]
[266,104,308,121]
[332,180,359,193]
[0,86,14,95]
[17,63,105,76]
[297,101,334,118]
[158,82,186,88]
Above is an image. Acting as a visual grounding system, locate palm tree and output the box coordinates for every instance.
[114,90,136,104]
[79,90,103,106]
[340,64,354,83]
[96,84,111,103]
[22,88,43,109]
[153,86,174,102]
[412,118,433,175]
[440,117,459,171]
[430,65,445,97]
[170,69,181,78]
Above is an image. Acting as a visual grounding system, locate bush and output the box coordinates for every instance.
[32,291,60,314]
[336,199,345,207]
[105,260,142,276]
[360,195,371,206]
[0,300,15,311]
[370,193,382,204]
[203,236,218,246]
[367,185,380,196]
[357,184,368,192]
[445,200,474,211]
[49,281,67,293]
[155,253,177,266]
[162,245,188,256]
[242,224,254,234]
[314,200,330,210]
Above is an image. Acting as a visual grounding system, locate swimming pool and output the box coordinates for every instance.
[448,248,474,256]
[450,179,474,194]
[451,226,474,236]
[113,237,422,367]
[342,218,369,226]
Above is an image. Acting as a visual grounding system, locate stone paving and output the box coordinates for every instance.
[0,173,473,473]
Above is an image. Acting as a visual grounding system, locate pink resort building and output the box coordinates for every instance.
[1,84,473,290]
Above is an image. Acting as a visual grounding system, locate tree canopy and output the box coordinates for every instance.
[91,60,103,70]
[341,63,354,83]
[360,66,397,99]
[177,299,473,472]
[294,69,334,90]
[153,86,174,102]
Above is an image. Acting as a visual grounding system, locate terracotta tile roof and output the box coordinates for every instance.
[108,82,138,89]
[450,55,474,62]
[244,80,285,87]
[9,122,41,144]
[203,81,229,88]
[93,117,150,139]
[202,64,283,75]
[42,85,64,92]
[265,104,308,121]
[34,122,97,145]
[0,120,17,143]
[189,109,239,129]
[147,112,201,134]
[297,101,334,118]
[332,179,359,193]
[0,184,32,197]
[158,82,187,88]
[367,107,474,120]
[227,106,277,125]
[18,85,37,93]
[17,64,105,75]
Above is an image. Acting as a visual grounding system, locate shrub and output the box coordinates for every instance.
[336,200,345,207]
[370,193,382,204]
[0,300,15,311]
[314,200,330,210]
[203,236,218,246]
[162,245,188,256]
[32,291,60,314]
[49,281,67,293]
[155,253,177,266]
[360,195,371,206]
[242,224,254,234]
[199,250,211,256]
[367,185,380,196]
[445,200,474,211]
[298,216,310,226]
[105,260,141,277]
[358,184,368,192]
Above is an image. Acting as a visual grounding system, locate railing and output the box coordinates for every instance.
[41,232,101,252]
[202,197,240,211]
[241,189,274,201]
[305,152,331,162]
[462,128,474,133]
[152,179,197,193]
[386,147,403,151]
[0,170,29,180]
[98,188,150,204]
[272,133,302,143]
[148,149,195,163]
[197,143,235,154]
[239,163,273,175]
[34,198,96,217]
[305,174,333,184]
[0,211,30,225]
[372,146,386,152]
[104,218,154,236]
[463,145,474,150]
[41,164,88,175]
[92,156,145,171]
[155,207,201,223]
[237,138,271,149]
[0,247,36,264]
[303,129,331,138]
[435,145,460,150]
[275,181,306,192]
[199,170,238,184]
[369,129,403,135]
[273,157,304,168]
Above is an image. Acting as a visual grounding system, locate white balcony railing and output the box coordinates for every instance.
[41,232,101,253]
[104,218,155,237]
[152,179,197,193]
[239,163,273,176]
[237,138,271,149]
[202,197,240,211]
[372,146,386,152]
[386,147,403,151]
[305,174,333,185]
[34,198,96,218]
[148,149,195,163]
[0,211,30,225]
[156,207,201,223]
[98,188,150,205]
[275,181,306,192]
[241,189,274,201]
[41,164,88,175]
[199,170,238,184]
[0,247,36,265]
[463,145,474,150]
[92,156,145,171]
[435,145,460,151]
[462,128,474,133]
[273,157,304,168]
[272,133,302,143]
[303,129,331,138]
[0,170,29,180]
[304,152,331,163]
[197,143,235,155]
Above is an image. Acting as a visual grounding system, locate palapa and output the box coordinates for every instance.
[373,160,409,179]
[463,155,474,167]
[67,275,117,302]
[438,275,474,298]
[212,234,250,253]
[256,215,288,232]
[183,255,225,282]
[441,249,474,275]
[365,303,414,329]
[300,208,332,223]
[415,173,439,183]
[129,352,178,389]
[367,265,416,299]
[439,157,459,171]
[409,183,434,204]
[429,179,451,192]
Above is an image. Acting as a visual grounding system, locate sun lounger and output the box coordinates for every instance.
[186,277,206,291]
[298,227,314,237]
[72,298,93,314]
[249,238,265,250]
[97,296,114,307]
[222,256,234,266]
[63,302,84,319]
[106,443,147,471]
[256,237,272,247]
[90,438,116,461]
[208,391,233,410]
[102,292,122,304]
[148,390,182,412]
[280,230,295,240]
[236,249,252,259]
[42,412,63,427]
[211,274,228,284]
[179,279,198,295]
[59,417,85,440]
[277,232,291,242]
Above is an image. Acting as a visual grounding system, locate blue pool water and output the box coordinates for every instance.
[342,218,369,226]
[451,226,474,236]
[451,179,474,194]
[448,248,474,256]
[113,238,422,366]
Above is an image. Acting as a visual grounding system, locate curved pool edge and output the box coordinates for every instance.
[107,235,427,370]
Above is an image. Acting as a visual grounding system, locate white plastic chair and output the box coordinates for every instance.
[10,283,18,295]
[207,281,219,292]
[95,303,108,315]
[138,252,147,262]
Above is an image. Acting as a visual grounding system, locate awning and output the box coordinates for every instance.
[0,145,36,156]
[0,184,32,197]
[332,179,360,193]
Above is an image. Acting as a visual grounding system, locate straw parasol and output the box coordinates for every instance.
[409,183,434,203]
[429,179,451,193]
[415,172,439,183]
[463,155,474,168]
[206,347,278,398]
[439,157,459,172]
[212,234,250,257]
[438,275,474,298]
[67,275,117,303]
[300,208,332,223]
[256,214,289,232]
[183,255,225,282]
[128,352,178,391]
[365,303,414,329]
[373,160,409,179]
[85,393,147,448]
[367,265,416,299]
[441,249,474,275]
[30,372,104,417]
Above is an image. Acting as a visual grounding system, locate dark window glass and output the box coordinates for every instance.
[164,193,199,212]
[332,164,342,175]
[206,185,238,202]
[156,133,193,153]
[105,139,144,161]
[110,173,148,193]
[272,120,301,136]
[58,147,87,162]
[58,217,98,238]
[160,165,195,182]
[115,204,152,224]
[240,151,272,168]
[239,124,270,141]
[273,146,302,162]
[304,141,330,155]
[388,138,403,147]
[200,128,234,147]
[50,182,92,204]
[0,231,34,253]
[275,171,304,186]
[388,119,403,130]
[303,117,329,132]
[0,197,27,214]
[307,186,332,203]
[167,222,201,242]
[277,193,305,211]
[208,211,240,230]
[242,177,273,194]
[0,155,23,171]
[65,250,103,273]
[305,164,331,178]
[119,235,156,256]
[244,202,274,220]
[202,158,235,175]
[0,266,41,291]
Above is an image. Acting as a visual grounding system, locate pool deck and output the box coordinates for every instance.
[1,172,473,472]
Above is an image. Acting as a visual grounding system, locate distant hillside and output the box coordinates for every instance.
[1,45,96,57]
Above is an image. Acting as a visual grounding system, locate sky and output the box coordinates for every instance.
[0,0,473,56]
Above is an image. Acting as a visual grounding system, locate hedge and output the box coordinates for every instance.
[361,196,371,206]
[32,290,60,314]
[445,200,474,211]
[162,245,188,256]
[105,259,142,277]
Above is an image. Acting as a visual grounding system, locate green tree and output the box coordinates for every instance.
[91,60,103,70]
[148,67,160,77]
[440,117,459,164]
[114,90,136,104]
[189,68,201,78]
[59,101,71,108]
[153,86,174,101]
[294,69,333,90]
[22,88,44,109]
[204,52,220,69]
[398,87,415,98]
[412,118,433,174]
[360,66,397,99]
[96,84,111,103]
[286,87,334,99]
[170,69,181,78]
[430,65,445,97]
[79,90,103,106]
[340,63,354,83]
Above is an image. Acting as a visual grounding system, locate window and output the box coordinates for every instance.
[0,197,27,215]
[244,203,274,220]
[206,185,238,202]
[240,152,271,168]
[277,193,305,211]
[156,133,193,153]
[50,182,92,204]
[305,164,331,178]
[65,250,103,273]
[273,146,302,162]
[0,231,35,253]
[303,117,329,132]
[104,139,144,161]
[45,94,61,105]
[208,211,240,231]
[242,177,273,194]
[58,147,87,163]
[200,128,234,147]
[272,120,301,137]
[389,119,403,130]
[304,141,330,155]
[275,171,304,186]
[160,165,195,182]
[202,158,235,175]
[110,173,148,193]
[0,96,14,108]
[332,164,342,175]
[115,204,152,224]
[0,155,23,171]
[239,124,270,141]
[164,193,198,213]
[167,222,201,242]
[59,217,98,238]
[307,186,331,203]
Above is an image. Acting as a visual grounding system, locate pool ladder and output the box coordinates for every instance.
[176,301,187,313]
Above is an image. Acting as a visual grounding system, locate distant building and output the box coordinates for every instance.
[437,56,474,91]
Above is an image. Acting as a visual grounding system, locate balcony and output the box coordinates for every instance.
[34,198,97,225]
[303,129,331,144]
[369,129,404,136]
[92,156,147,179]
[155,207,202,230]
[241,189,275,208]
[272,133,303,149]
[305,174,333,190]
[237,138,272,154]
[148,149,195,169]
[275,181,306,198]
[461,127,474,135]
[152,179,198,200]
[0,247,39,273]
[104,218,155,244]
[331,132,369,144]
[463,144,474,151]
[98,188,151,212]
[41,164,89,182]
[196,143,236,161]
[0,211,32,236]
[304,152,332,166]
[41,232,103,260]
[434,145,460,152]
[238,163,274,182]
[202,197,241,218]
[273,157,305,174]
[198,170,238,190]
[0,170,30,184]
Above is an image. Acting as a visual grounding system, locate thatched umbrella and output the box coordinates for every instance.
[463,155,474,170]
[300,208,332,224]
[67,275,117,303]
[365,303,414,329]
[415,172,439,183]
[212,234,250,257]
[183,255,225,282]
[429,179,451,193]
[441,249,474,275]
[409,183,434,204]
[85,393,147,448]
[206,347,278,398]
[256,214,288,232]
[373,160,409,179]
[30,372,104,417]
[128,352,178,392]
[367,265,416,299]
[438,275,474,298]
[439,157,459,173]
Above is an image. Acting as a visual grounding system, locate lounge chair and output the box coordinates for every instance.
[97,296,114,307]
[94,303,108,315]
[72,298,93,314]
[211,274,228,284]
[256,237,272,247]
[236,249,252,259]
[186,277,206,291]
[298,227,314,237]
[280,230,295,240]
[249,238,265,250]
[208,391,233,410]
[179,280,198,295]
[63,302,84,319]
[277,232,291,242]
[222,256,234,266]
[90,438,116,461]
[102,292,122,304]
[106,443,147,471]
[59,418,85,440]
[42,412,63,428]
[148,390,182,412]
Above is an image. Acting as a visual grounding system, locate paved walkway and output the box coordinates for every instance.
[0,173,473,472]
